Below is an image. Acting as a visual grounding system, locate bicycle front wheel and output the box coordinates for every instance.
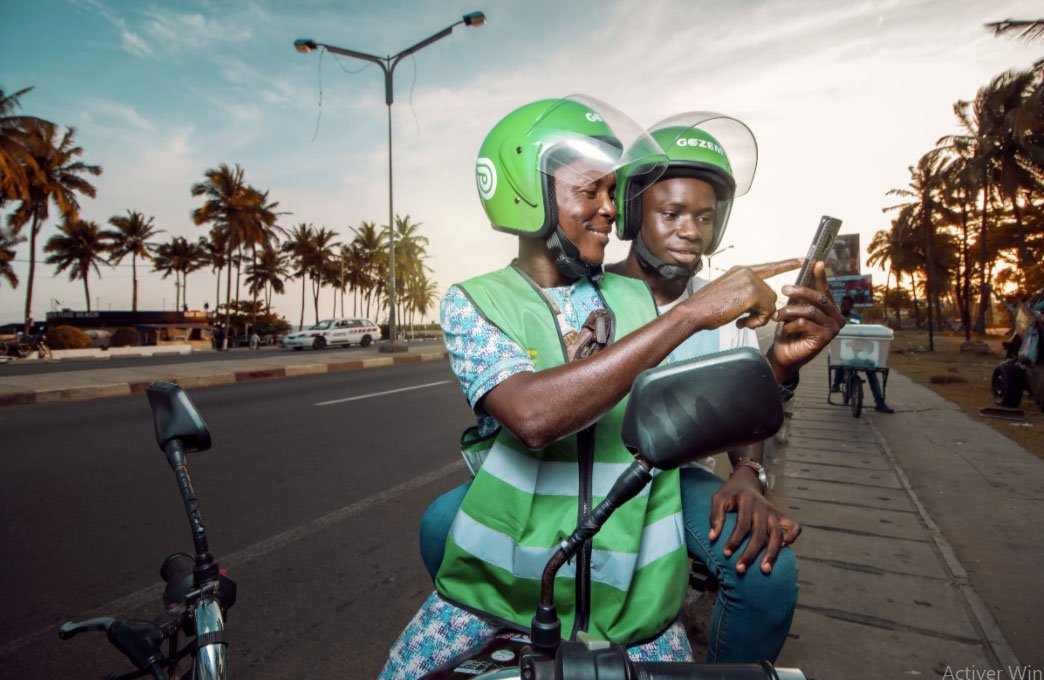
[849,374,863,418]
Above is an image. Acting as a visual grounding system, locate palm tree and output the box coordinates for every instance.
[43,218,109,311]
[151,238,181,309]
[0,86,50,208]
[175,238,206,309]
[246,247,290,310]
[191,165,280,344]
[6,121,100,332]
[283,223,315,330]
[152,236,206,310]
[307,227,339,324]
[937,152,983,339]
[342,242,369,316]
[884,150,948,349]
[349,221,385,320]
[407,272,440,328]
[986,19,1044,42]
[1011,69,1044,170]
[0,226,25,289]
[943,70,1037,333]
[103,210,162,311]
[199,229,228,314]
[385,215,430,333]
[866,227,901,322]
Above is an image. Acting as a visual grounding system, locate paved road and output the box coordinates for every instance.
[3,349,1042,679]
[0,341,442,377]
[0,360,472,678]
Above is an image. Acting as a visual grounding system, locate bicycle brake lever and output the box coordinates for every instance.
[59,617,115,640]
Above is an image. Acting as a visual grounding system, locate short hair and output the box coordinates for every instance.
[841,295,855,304]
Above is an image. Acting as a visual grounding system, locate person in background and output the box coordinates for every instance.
[832,294,893,413]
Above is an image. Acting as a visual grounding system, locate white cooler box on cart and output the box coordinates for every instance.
[828,324,894,369]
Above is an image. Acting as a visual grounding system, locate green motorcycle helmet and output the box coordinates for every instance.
[615,112,757,260]
[475,95,667,279]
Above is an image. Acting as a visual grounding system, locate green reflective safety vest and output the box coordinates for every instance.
[436,264,688,645]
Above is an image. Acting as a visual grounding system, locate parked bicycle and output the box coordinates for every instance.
[59,382,235,680]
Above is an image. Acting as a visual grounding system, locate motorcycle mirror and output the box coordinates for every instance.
[621,347,784,469]
[146,382,212,455]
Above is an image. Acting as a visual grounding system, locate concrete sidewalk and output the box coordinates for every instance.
[772,353,1043,679]
[2,343,1041,678]
[0,342,449,406]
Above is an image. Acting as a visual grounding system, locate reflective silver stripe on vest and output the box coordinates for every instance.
[450,511,684,593]
[634,511,686,570]
[481,440,652,498]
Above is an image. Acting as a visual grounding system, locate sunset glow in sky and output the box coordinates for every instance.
[2,0,1041,325]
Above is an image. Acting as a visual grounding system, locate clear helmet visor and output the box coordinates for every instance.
[532,94,668,192]
[650,111,758,196]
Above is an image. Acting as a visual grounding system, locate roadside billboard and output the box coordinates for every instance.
[828,275,874,306]
[826,233,860,277]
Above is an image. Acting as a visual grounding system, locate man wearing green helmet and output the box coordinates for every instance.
[608,113,845,663]
[380,97,798,677]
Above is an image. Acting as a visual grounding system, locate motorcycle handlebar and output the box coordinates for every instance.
[539,641,806,680]
[632,662,805,680]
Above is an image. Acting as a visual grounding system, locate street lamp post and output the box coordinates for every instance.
[705,244,735,280]
[294,11,486,352]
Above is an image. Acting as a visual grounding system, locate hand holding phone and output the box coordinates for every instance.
[792,215,842,293]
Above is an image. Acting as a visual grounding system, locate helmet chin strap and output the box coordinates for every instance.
[545,225,604,282]
[633,232,701,280]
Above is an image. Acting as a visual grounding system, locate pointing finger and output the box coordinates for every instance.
[749,258,802,280]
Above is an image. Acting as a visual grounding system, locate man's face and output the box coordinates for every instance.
[553,160,617,265]
[639,177,717,275]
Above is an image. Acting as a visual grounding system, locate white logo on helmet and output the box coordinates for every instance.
[476,157,497,200]
[585,112,604,123]
[676,137,725,156]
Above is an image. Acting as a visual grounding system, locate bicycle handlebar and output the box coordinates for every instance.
[59,616,167,679]
[57,617,116,640]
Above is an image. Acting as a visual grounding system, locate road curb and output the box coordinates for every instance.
[0,349,450,408]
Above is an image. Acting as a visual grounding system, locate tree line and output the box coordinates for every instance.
[1,87,439,343]
[868,21,1043,348]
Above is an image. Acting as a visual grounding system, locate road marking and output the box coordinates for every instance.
[0,459,465,660]
[313,379,452,406]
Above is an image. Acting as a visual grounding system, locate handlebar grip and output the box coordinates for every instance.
[58,617,115,640]
[633,662,805,680]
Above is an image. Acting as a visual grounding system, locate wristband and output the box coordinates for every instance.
[732,457,768,494]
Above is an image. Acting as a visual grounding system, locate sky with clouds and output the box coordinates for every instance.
[1,0,1041,326]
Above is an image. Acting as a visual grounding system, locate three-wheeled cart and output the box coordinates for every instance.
[827,324,895,417]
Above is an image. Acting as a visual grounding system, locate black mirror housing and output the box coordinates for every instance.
[621,347,784,469]
[146,382,212,454]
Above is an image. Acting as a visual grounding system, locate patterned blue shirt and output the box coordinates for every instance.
[440,276,605,434]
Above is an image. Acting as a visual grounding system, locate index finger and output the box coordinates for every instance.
[749,258,802,280]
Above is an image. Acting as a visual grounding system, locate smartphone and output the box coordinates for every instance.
[793,215,842,290]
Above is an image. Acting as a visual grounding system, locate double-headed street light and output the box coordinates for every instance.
[706,243,735,279]
[294,11,486,352]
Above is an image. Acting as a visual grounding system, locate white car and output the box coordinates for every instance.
[282,318,382,350]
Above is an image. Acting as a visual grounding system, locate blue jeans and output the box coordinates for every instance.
[419,467,798,663]
[679,466,798,663]
[833,366,887,408]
